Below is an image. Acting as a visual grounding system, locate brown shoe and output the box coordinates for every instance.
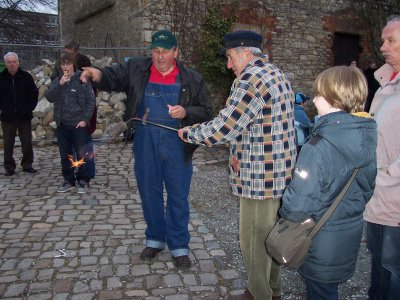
[272,296,282,300]
[172,255,191,269]
[227,289,254,300]
[139,247,163,261]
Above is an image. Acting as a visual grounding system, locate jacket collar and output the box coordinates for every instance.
[240,54,269,76]
[375,63,400,87]
[1,67,23,78]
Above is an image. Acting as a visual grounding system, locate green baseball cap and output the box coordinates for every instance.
[150,30,177,49]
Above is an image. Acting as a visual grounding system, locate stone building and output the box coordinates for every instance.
[58,0,372,96]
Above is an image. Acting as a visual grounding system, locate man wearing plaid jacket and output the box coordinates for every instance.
[179,30,296,300]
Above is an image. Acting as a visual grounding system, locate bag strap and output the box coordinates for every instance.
[308,168,359,239]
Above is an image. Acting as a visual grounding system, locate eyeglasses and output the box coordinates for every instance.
[61,62,73,66]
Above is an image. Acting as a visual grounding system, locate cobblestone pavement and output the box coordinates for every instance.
[0,141,371,299]
[0,141,238,300]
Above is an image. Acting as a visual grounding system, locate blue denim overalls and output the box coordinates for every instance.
[133,79,192,257]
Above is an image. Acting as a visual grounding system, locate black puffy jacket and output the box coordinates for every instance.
[0,68,38,122]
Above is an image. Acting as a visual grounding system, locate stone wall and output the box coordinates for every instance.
[58,0,371,96]
[61,0,129,47]
[221,0,369,95]
[59,0,212,64]
[60,0,170,48]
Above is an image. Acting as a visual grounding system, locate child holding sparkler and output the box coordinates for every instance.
[45,52,96,194]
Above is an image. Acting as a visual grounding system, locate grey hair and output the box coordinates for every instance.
[387,14,400,24]
[235,46,262,57]
[4,52,19,62]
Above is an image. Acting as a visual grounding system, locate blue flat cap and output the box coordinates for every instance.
[223,30,262,51]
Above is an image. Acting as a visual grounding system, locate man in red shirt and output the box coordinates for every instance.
[80,30,212,269]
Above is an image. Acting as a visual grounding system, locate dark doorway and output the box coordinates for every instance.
[332,33,361,66]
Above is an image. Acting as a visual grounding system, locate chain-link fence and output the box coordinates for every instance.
[0,43,150,70]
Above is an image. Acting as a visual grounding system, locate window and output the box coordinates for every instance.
[46,16,58,27]
[45,34,58,45]
[0,32,9,43]
[32,34,42,44]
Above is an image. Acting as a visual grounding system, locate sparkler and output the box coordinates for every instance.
[68,154,85,168]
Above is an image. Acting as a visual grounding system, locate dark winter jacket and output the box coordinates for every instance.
[95,57,213,161]
[0,68,38,122]
[45,70,95,127]
[280,111,377,283]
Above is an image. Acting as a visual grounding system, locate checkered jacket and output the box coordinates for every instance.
[186,55,297,199]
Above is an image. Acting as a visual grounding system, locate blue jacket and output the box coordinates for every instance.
[280,111,377,283]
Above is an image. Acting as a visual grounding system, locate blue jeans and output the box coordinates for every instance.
[56,123,90,184]
[134,81,192,257]
[134,127,192,256]
[367,222,400,300]
[305,279,338,300]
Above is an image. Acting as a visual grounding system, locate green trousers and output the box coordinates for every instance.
[239,197,281,300]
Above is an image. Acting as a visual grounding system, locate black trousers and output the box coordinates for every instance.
[1,120,34,171]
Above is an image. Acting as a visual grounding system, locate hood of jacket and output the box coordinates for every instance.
[310,111,377,168]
